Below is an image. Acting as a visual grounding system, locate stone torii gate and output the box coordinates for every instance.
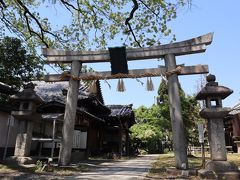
[42,32,213,168]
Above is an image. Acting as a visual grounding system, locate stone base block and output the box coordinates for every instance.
[6,156,35,165]
[205,160,238,171]
[198,161,240,180]
[199,169,240,180]
[166,167,198,176]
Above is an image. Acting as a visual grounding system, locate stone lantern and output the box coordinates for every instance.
[196,74,239,179]
[11,83,43,160]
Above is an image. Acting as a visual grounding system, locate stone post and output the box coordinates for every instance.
[207,116,227,161]
[58,61,81,166]
[164,54,188,169]
[14,120,33,157]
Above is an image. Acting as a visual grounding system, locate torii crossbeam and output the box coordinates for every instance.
[42,32,213,168]
[43,33,212,63]
[45,65,209,82]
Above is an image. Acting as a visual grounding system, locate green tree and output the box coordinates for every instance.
[131,79,202,153]
[157,79,202,145]
[0,36,43,90]
[130,123,163,153]
[0,0,191,51]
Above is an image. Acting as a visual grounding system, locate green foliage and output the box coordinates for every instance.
[157,79,168,104]
[181,94,203,145]
[157,79,203,145]
[34,160,44,172]
[130,122,163,153]
[0,36,43,90]
[0,0,190,50]
[131,79,203,153]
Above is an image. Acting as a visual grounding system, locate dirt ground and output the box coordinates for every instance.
[0,154,159,180]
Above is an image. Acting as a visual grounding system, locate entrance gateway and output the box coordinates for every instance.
[42,33,213,168]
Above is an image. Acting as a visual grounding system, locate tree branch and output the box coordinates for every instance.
[138,0,159,17]
[60,0,78,11]
[0,0,6,8]
[125,0,142,47]
[14,0,66,47]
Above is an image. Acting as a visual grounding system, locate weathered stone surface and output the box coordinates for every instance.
[42,33,213,63]
[199,161,240,180]
[14,121,33,157]
[45,65,209,82]
[208,118,227,161]
[196,74,233,100]
[205,161,238,171]
[58,61,82,166]
[199,169,240,180]
[206,74,216,82]
[196,74,239,179]
[200,108,230,119]
[196,74,233,161]
[166,167,197,176]
[7,156,35,165]
[164,54,188,169]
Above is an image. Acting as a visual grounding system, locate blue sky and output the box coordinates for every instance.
[87,0,240,108]
[39,0,240,108]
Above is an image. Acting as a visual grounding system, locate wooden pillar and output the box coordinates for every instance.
[58,61,81,166]
[51,119,56,159]
[164,54,188,169]
[126,129,130,156]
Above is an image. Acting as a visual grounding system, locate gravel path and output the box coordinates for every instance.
[0,154,159,180]
[66,154,159,180]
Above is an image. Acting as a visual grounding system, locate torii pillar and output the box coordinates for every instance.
[58,61,81,165]
[42,32,213,167]
[164,54,188,169]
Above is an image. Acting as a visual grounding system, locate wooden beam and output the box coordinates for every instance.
[44,65,209,82]
[42,33,213,63]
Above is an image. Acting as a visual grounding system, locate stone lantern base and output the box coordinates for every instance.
[6,156,35,165]
[198,160,240,180]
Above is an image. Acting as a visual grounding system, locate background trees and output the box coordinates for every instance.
[0,36,43,89]
[0,36,43,102]
[130,79,202,153]
[131,105,165,153]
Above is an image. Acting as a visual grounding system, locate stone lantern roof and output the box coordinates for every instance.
[11,82,43,104]
[196,74,233,100]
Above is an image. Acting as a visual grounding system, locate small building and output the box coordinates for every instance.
[1,80,135,161]
[224,102,240,152]
[24,81,111,160]
[102,104,135,157]
[0,82,18,159]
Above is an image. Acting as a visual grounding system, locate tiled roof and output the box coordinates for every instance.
[34,81,110,119]
[33,81,90,103]
[107,104,133,117]
[0,82,17,95]
[229,102,240,115]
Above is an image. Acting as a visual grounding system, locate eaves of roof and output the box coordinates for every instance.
[229,102,240,115]
[0,82,17,95]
